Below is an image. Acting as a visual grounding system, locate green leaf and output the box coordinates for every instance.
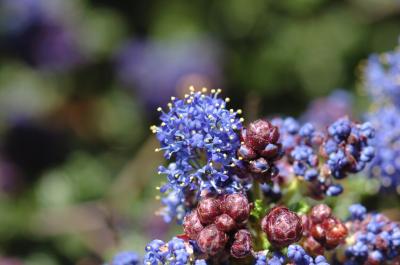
[288,200,310,215]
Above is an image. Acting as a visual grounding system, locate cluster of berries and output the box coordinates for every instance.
[235,119,281,180]
[302,204,348,255]
[183,193,252,259]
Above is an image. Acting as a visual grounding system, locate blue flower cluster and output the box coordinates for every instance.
[151,88,244,222]
[111,251,140,265]
[364,41,400,107]
[255,245,329,265]
[345,204,400,265]
[272,117,374,197]
[144,237,194,265]
[366,105,400,194]
[324,118,375,179]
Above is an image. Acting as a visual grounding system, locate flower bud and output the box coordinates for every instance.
[325,220,348,249]
[197,197,221,225]
[310,224,326,242]
[237,145,257,161]
[183,211,204,240]
[310,204,332,224]
[261,206,303,248]
[197,224,228,256]
[223,193,250,223]
[303,236,324,256]
[230,229,253,259]
[215,214,236,232]
[244,120,279,151]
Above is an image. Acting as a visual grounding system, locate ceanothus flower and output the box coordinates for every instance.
[345,204,400,265]
[366,105,400,193]
[364,40,400,107]
[144,237,193,265]
[254,245,329,265]
[151,88,244,222]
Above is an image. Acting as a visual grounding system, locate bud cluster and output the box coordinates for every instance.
[183,193,252,258]
[302,204,348,255]
[271,117,374,198]
[261,206,303,248]
[344,204,400,265]
[235,120,281,180]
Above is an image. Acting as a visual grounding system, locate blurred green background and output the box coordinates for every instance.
[0,0,400,264]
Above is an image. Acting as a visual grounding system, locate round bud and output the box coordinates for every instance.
[321,217,337,231]
[230,229,253,259]
[197,224,228,256]
[197,197,221,225]
[245,120,280,151]
[223,193,250,223]
[310,204,332,224]
[303,236,324,256]
[183,211,204,240]
[310,224,326,242]
[325,220,348,249]
[215,214,236,232]
[237,145,257,161]
[261,206,303,248]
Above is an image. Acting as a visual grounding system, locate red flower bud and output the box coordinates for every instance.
[197,224,228,256]
[197,197,221,225]
[310,224,326,242]
[244,120,280,151]
[215,214,236,232]
[223,193,250,223]
[303,236,324,255]
[261,206,303,248]
[183,211,204,240]
[230,229,253,259]
[325,220,348,249]
[310,204,332,224]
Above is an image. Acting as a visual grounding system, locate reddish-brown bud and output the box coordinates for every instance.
[261,206,303,248]
[230,229,253,259]
[197,224,228,256]
[237,145,257,161]
[310,224,326,242]
[321,217,337,231]
[197,197,221,225]
[183,211,204,240]
[325,221,348,249]
[215,214,236,232]
[303,236,324,255]
[244,120,280,151]
[301,215,311,236]
[310,204,332,224]
[223,193,250,223]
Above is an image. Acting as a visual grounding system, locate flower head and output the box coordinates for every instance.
[152,88,244,222]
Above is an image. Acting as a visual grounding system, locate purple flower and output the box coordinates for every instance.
[152,89,244,222]
[364,40,400,107]
[366,105,400,193]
